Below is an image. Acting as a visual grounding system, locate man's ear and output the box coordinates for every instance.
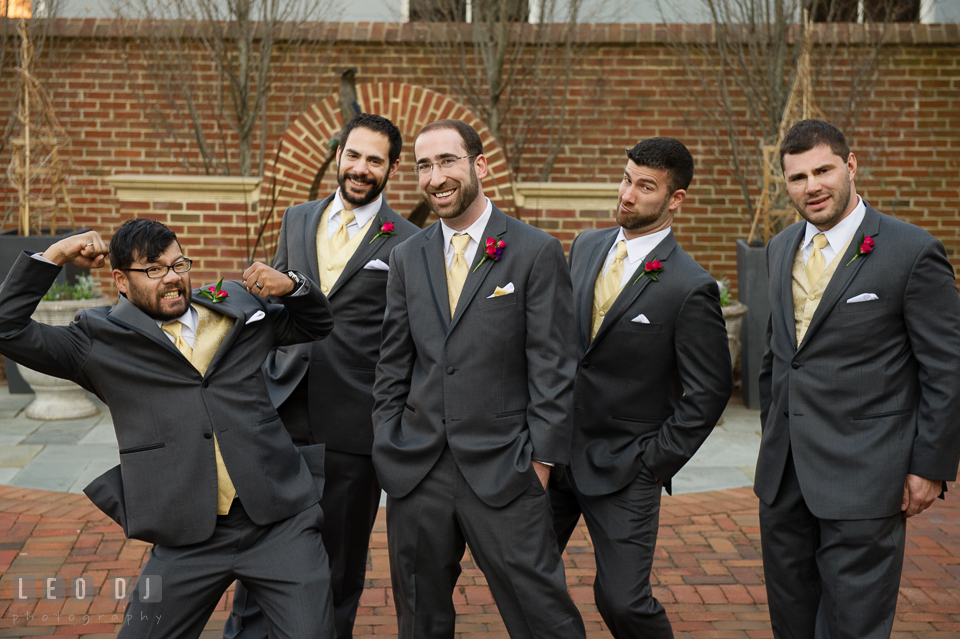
[474,154,489,180]
[113,269,129,295]
[668,189,687,212]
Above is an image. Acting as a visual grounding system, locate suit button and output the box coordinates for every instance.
[792,362,800,369]
[201,380,209,388]
[784,411,789,417]
[442,419,446,424]
[203,432,213,439]
[581,361,590,369]
[599,311,605,317]
[446,366,455,375]
[301,354,309,362]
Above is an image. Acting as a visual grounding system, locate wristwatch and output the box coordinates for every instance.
[286,270,304,294]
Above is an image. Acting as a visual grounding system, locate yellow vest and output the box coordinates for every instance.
[792,234,855,344]
[316,202,376,295]
[591,272,624,341]
[190,304,237,515]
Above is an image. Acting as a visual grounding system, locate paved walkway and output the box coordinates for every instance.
[0,388,958,638]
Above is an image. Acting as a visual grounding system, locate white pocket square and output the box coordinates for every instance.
[487,282,515,298]
[363,259,390,271]
[846,293,879,304]
[631,313,651,324]
[245,310,266,325]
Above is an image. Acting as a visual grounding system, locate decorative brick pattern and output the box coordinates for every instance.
[1,483,958,637]
[0,20,957,297]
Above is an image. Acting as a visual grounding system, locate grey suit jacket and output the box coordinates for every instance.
[372,205,578,508]
[567,228,732,496]
[0,252,334,547]
[756,203,960,520]
[265,195,418,454]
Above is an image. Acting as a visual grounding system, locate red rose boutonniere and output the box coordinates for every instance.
[198,277,228,303]
[369,219,397,244]
[474,234,506,273]
[845,234,875,266]
[633,256,663,284]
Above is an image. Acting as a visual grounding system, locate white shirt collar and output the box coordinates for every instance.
[332,189,383,230]
[441,198,493,251]
[613,226,673,265]
[156,304,197,332]
[802,195,866,254]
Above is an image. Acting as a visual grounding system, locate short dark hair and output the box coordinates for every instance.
[779,119,851,171]
[109,219,180,271]
[625,137,695,193]
[339,113,403,166]
[416,119,483,159]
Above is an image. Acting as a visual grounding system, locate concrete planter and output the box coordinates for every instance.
[721,301,748,369]
[15,294,112,420]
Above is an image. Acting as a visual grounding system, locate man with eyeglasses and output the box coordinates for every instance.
[372,119,586,638]
[226,113,418,639]
[0,219,337,638]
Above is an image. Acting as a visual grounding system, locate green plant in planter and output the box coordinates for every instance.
[42,274,98,301]
[716,277,732,307]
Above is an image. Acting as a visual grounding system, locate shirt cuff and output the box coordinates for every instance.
[534,460,554,467]
[31,252,58,266]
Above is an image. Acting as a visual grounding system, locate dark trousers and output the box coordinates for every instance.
[120,501,334,639]
[225,450,381,639]
[551,465,674,639]
[759,449,906,639]
[386,447,586,639]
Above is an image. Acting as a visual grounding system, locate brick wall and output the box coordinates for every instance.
[0,20,957,294]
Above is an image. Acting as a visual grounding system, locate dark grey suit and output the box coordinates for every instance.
[551,228,732,638]
[226,195,417,639]
[372,205,586,638]
[757,203,960,638]
[0,252,336,639]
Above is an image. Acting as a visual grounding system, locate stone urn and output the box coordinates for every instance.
[16,294,112,420]
[721,301,749,369]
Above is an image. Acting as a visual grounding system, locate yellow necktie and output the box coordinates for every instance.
[161,319,237,515]
[805,233,829,286]
[591,241,628,341]
[329,210,356,255]
[447,234,471,315]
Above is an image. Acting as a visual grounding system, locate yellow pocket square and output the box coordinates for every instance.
[488,282,515,298]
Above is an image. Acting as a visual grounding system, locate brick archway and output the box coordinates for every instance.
[264,83,515,224]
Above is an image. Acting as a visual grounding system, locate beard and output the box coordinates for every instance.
[337,164,387,208]
[617,191,672,232]
[424,167,480,221]
[128,277,192,322]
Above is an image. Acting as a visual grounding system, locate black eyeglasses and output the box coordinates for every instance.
[123,259,193,279]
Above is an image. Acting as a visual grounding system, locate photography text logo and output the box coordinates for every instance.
[4,575,163,626]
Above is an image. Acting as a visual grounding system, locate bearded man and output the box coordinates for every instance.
[225,113,417,639]
[549,137,732,639]
[371,119,586,638]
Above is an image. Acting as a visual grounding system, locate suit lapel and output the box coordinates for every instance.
[588,232,677,350]
[421,222,451,332]
[447,206,508,336]
[330,201,398,298]
[798,205,882,352]
[107,296,187,362]
[303,195,331,283]
[577,229,618,350]
[779,223,805,352]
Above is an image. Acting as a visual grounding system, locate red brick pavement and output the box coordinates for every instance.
[0,484,957,638]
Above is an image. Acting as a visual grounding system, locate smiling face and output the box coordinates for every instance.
[414,127,488,231]
[616,160,686,239]
[113,241,192,322]
[782,144,858,231]
[336,126,400,208]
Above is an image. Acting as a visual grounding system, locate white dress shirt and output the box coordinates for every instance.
[801,195,866,267]
[158,306,198,349]
[326,190,383,240]
[440,198,493,268]
[601,227,673,288]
